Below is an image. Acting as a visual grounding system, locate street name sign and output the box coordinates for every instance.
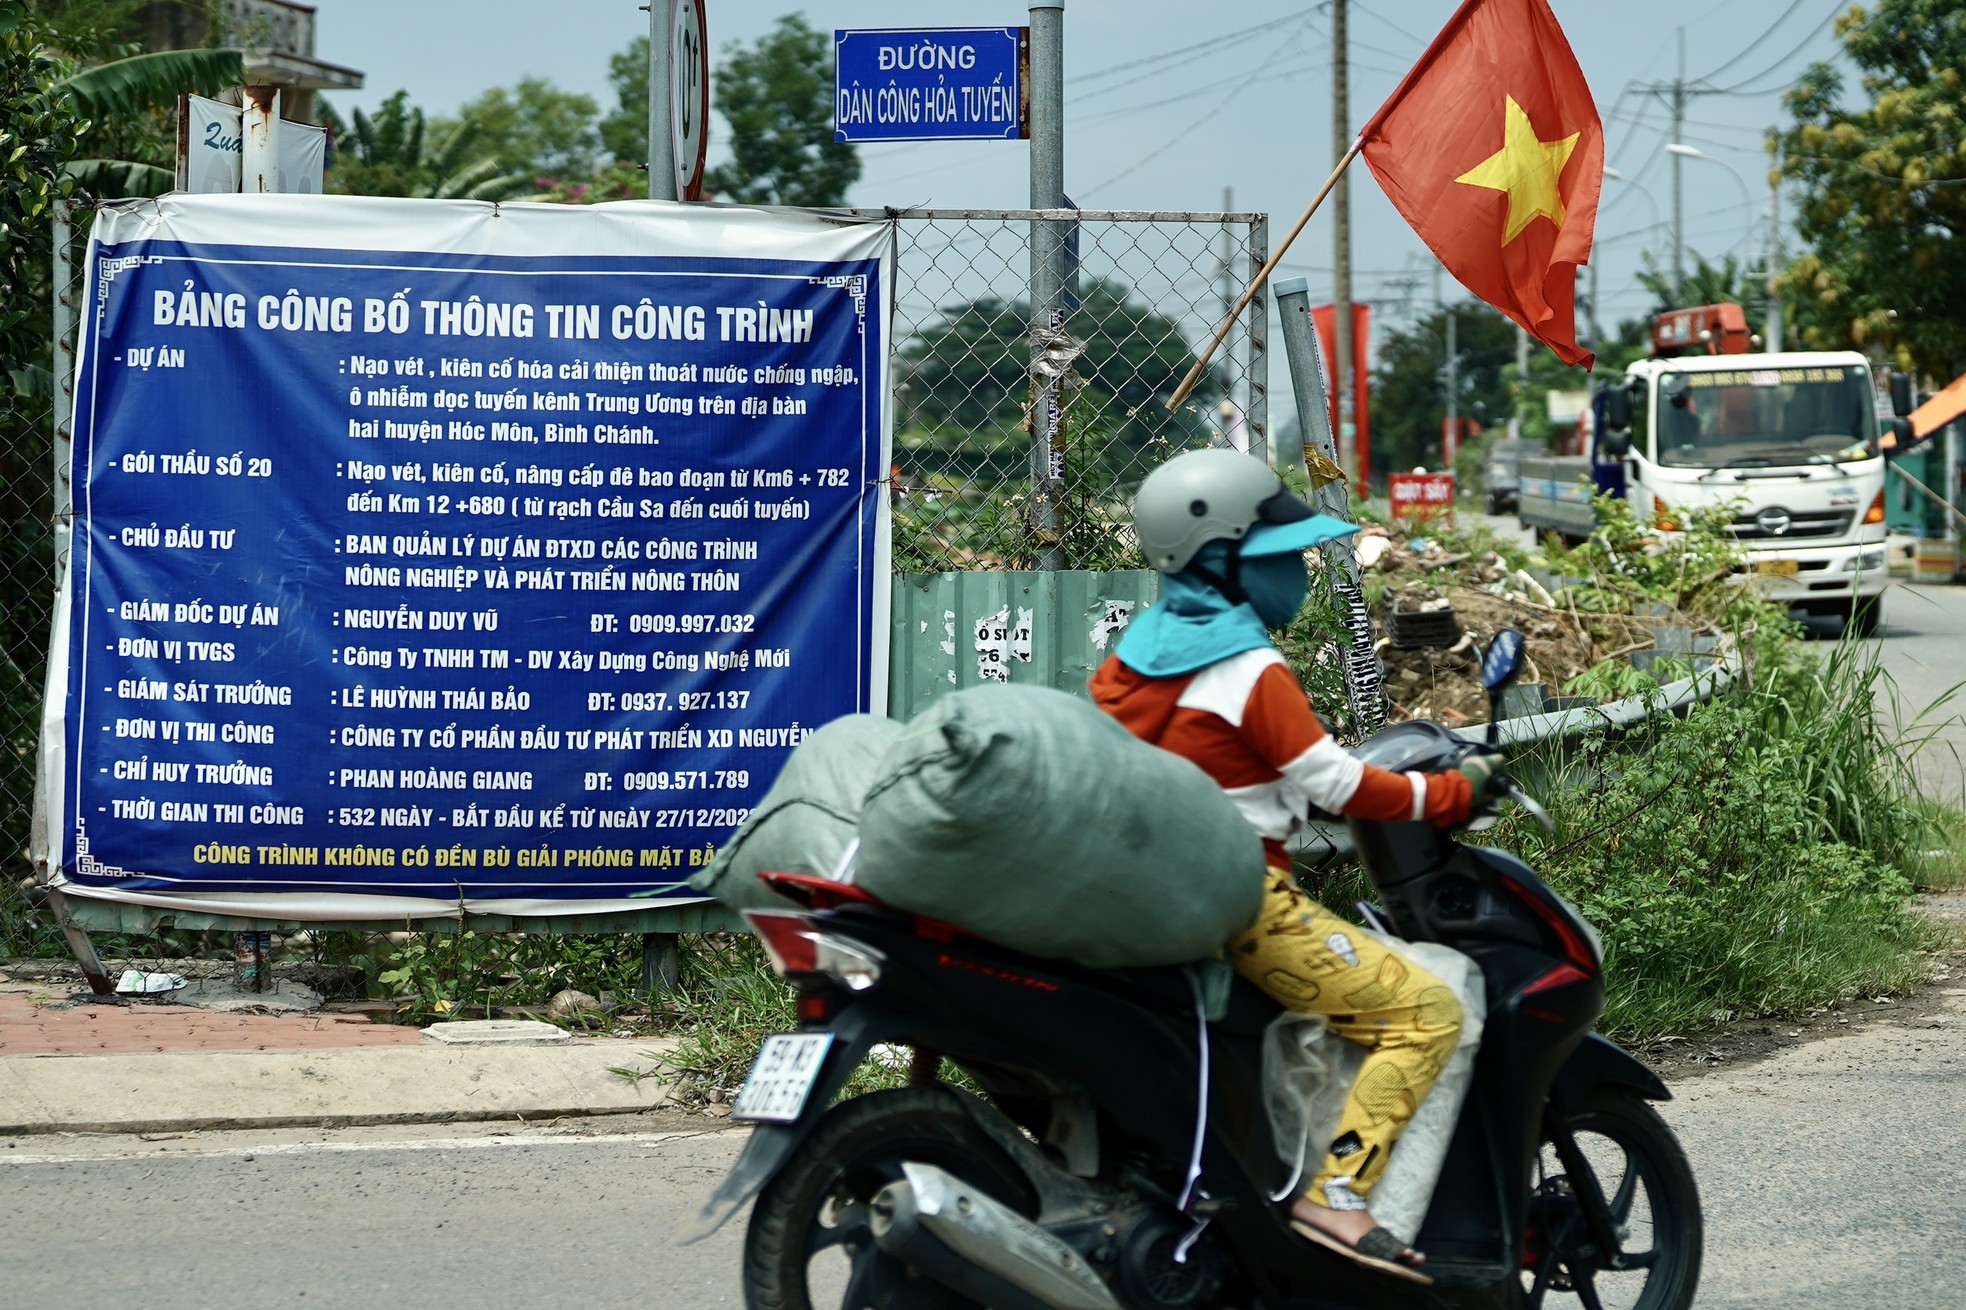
[834,27,1027,143]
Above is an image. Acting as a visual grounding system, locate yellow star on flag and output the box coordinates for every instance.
[1454,95,1580,245]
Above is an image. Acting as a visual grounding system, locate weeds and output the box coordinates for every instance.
[374,926,644,1023]
[658,933,978,1104]
[1491,637,1943,1041]
[1905,799,1966,892]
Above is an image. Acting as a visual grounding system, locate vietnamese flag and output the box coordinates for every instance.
[1360,0,1601,368]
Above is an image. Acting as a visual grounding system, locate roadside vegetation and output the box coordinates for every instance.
[1304,501,1958,1045]
[8,498,1958,1096]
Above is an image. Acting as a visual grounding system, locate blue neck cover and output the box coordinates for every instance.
[1117,568,1275,677]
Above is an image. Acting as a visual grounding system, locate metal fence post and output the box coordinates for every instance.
[642,931,681,996]
[1276,275,1385,735]
[1027,2,1067,571]
[1245,214,1269,465]
[39,203,111,992]
[647,0,677,201]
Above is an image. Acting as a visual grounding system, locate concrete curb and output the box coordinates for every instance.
[0,1038,682,1137]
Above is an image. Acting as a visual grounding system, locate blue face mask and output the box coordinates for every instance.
[1242,551,1310,630]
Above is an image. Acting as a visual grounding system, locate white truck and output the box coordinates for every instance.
[1518,304,1904,634]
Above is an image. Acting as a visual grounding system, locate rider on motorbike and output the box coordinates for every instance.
[1089,449,1505,1285]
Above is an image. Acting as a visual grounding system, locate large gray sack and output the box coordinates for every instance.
[855,684,1264,968]
[690,714,901,912]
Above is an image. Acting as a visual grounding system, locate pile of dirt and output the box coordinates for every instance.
[1353,530,1696,726]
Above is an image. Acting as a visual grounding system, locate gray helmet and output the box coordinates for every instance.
[1133,448,1348,573]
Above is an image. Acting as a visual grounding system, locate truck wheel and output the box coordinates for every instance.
[1845,598,1882,639]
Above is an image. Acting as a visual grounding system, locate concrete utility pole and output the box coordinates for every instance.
[1766,153,1784,351]
[1670,29,1684,304]
[647,2,676,201]
[1331,0,1356,490]
[642,0,679,997]
[1028,0,1067,570]
[1434,263,1457,466]
[1513,322,1530,445]
[1635,32,1719,306]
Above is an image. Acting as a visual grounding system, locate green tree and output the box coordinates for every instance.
[706,15,858,205]
[1634,250,1755,321]
[449,76,601,183]
[600,18,859,205]
[1,13,84,385]
[321,91,528,200]
[1367,303,1517,471]
[899,277,1219,463]
[25,0,242,199]
[1775,0,1966,377]
[599,34,652,166]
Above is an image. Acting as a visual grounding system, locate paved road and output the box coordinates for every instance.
[1869,581,1966,798]
[6,962,1963,1310]
[0,1120,754,1308]
[1657,910,1966,1309]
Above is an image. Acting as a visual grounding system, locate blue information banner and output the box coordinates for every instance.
[49,196,891,914]
[834,27,1026,143]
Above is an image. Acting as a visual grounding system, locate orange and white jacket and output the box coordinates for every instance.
[1091,648,1473,865]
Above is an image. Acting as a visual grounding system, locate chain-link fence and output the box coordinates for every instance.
[1,203,81,958]
[860,208,1268,573]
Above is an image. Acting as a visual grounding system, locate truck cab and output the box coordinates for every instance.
[1603,349,1891,632]
[1516,303,1898,634]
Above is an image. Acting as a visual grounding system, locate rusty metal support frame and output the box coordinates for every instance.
[241,86,281,194]
[1245,214,1269,464]
[41,203,113,992]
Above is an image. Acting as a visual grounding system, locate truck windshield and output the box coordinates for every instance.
[1653,366,1876,469]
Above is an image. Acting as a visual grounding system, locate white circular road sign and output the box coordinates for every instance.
[672,0,709,200]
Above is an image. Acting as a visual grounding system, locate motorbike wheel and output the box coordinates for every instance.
[742,1087,1040,1309]
[1523,1088,1702,1310]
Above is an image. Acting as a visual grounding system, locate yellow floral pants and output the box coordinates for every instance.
[1228,869,1463,1210]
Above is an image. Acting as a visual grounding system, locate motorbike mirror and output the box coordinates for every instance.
[1480,629,1526,691]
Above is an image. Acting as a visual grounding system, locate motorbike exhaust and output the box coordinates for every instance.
[868,1161,1124,1310]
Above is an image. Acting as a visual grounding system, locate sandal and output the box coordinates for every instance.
[1290,1218,1434,1287]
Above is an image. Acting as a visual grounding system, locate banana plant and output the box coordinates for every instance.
[61,46,246,196]
[322,91,530,201]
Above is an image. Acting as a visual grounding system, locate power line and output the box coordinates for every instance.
[1082,18,1319,196]
[1706,4,1844,95]
[1070,8,1319,86]
[1694,0,1818,82]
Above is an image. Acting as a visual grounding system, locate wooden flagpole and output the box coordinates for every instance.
[1166,141,1363,413]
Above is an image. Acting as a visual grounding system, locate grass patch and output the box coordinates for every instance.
[1906,799,1966,892]
[659,934,970,1104]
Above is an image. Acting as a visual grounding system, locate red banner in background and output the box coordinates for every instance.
[1311,302,1372,496]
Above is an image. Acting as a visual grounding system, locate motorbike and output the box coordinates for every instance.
[693,631,1703,1309]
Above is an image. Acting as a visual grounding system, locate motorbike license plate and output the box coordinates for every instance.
[1755,558,1800,577]
[732,1033,835,1123]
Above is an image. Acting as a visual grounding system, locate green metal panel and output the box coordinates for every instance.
[1888,443,1946,537]
[888,571,1161,720]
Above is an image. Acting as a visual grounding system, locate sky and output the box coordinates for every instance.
[310,0,1857,423]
